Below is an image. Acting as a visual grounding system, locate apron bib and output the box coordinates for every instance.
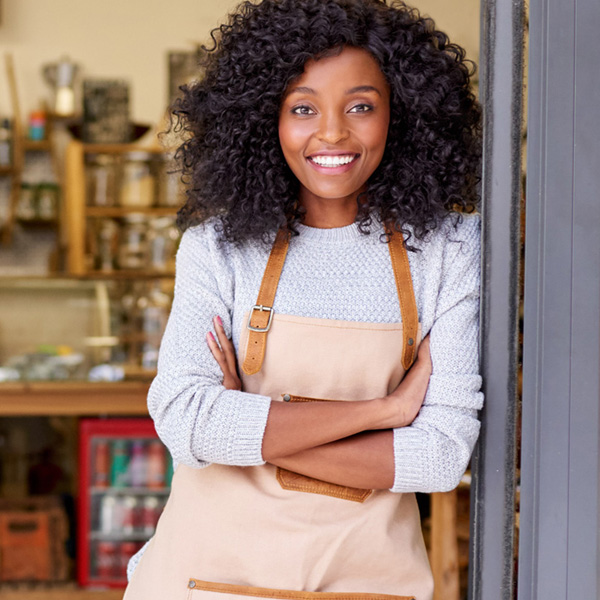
[124,230,433,600]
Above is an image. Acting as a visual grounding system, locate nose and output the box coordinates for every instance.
[316,111,349,145]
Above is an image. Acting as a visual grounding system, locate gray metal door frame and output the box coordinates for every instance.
[518,0,600,598]
[469,0,600,598]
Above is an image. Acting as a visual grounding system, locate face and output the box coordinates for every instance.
[279,46,391,219]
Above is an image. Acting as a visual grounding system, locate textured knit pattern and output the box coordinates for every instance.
[127,214,483,580]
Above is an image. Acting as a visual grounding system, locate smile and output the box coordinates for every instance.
[308,154,359,168]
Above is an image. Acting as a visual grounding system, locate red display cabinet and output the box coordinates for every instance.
[78,418,172,588]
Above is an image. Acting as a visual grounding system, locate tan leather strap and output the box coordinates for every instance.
[242,227,419,375]
[386,228,419,370]
[241,229,290,375]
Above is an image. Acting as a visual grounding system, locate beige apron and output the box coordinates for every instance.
[124,230,433,600]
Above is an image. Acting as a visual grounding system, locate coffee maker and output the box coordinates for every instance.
[43,57,80,117]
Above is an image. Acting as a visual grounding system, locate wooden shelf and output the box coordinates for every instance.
[22,139,52,152]
[16,218,59,228]
[79,270,175,280]
[0,585,123,600]
[0,382,150,416]
[85,206,176,218]
[82,143,162,155]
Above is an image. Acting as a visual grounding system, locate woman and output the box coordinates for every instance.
[124,1,483,599]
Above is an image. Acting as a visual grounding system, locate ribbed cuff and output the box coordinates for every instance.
[228,391,272,466]
[389,427,426,493]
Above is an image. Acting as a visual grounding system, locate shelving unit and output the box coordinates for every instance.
[64,141,176,278]
[1,55,64,249]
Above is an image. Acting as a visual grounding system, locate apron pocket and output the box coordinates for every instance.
[276,394,373,503]
[276,468,372,503]
[186,578,415,600]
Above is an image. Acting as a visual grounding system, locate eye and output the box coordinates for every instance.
[291,105,316,116]
[348,103,374,113]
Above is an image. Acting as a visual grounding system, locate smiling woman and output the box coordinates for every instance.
[123,2,483,600]
[172,0,481,246]
[278,47,391,227]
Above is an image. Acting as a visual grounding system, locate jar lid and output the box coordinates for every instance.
[123,151,155,161]
[122,214,147,224]
[86,153,119,165]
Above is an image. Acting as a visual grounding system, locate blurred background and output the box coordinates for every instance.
[0,1,480,599]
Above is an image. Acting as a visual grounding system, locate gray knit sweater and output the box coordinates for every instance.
[127,214,483,579]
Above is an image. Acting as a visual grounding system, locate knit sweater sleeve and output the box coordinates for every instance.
[147,225,272,468]
[391,215,483,493]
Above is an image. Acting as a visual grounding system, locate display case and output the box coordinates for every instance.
[0,277,173,386]
[77,418,172,588]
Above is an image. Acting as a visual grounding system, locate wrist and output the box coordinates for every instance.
[369,396,402,430]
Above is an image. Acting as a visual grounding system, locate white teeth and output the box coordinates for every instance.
[310,154,356,167]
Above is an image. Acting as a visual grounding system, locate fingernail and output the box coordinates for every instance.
[216,316,223,327]
[207,332,215,342]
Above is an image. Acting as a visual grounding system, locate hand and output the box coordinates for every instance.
[376,335,432,429]
[206,316,242,391]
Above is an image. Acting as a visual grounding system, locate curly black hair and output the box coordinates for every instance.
[172,0,481,245]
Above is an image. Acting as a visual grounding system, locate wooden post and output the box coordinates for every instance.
[2,53,24,246]
[431,490,460,600]
[65,140,86,275]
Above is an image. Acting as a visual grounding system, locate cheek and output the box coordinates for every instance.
[364,114,390,154]
[278,118,307,157]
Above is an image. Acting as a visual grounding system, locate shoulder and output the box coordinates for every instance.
[176,219,273,287]
[424,212,480,247]
[410,213,480,261]
[406,214,481,300]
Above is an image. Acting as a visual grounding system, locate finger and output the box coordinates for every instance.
[206,331,230,375]
[213,316,238,375]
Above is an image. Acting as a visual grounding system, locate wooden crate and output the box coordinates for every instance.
[0,497,69,582]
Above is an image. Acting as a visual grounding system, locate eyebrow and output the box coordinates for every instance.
[287,85,382,97]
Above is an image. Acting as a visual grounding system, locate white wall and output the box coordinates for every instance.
[0,0,240,123]
[0,0,479,125]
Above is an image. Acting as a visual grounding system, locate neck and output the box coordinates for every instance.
[300,197,359,229]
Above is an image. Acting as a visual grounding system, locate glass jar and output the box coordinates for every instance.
[96,219,119,272]
[16,183,37,220]
[119,152,156,208]
[37,183,60,220]
[118,215,148,270]
[139,282,171,369]
[86,154,120,207]
[156,154,185,207]
[147,217,180,272]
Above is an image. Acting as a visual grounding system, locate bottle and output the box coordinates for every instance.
[0,118,12,166]
[121,495,138,534]
[146,440,166,489]
[142,496,160,535]
[128,441,147,488]
[94,441,110,488]
[165,451,174,487]
[119,541,138,579]
[110,440,130,487]
[28,110,46,141]
[99,494,117,534]
[96,541,117,579]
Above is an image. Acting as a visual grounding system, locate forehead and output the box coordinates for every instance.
[286,46,389,94]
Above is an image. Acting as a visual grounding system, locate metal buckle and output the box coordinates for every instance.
[246,305,274,332]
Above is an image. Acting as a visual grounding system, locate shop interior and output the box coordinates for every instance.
[0,1,482,599]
